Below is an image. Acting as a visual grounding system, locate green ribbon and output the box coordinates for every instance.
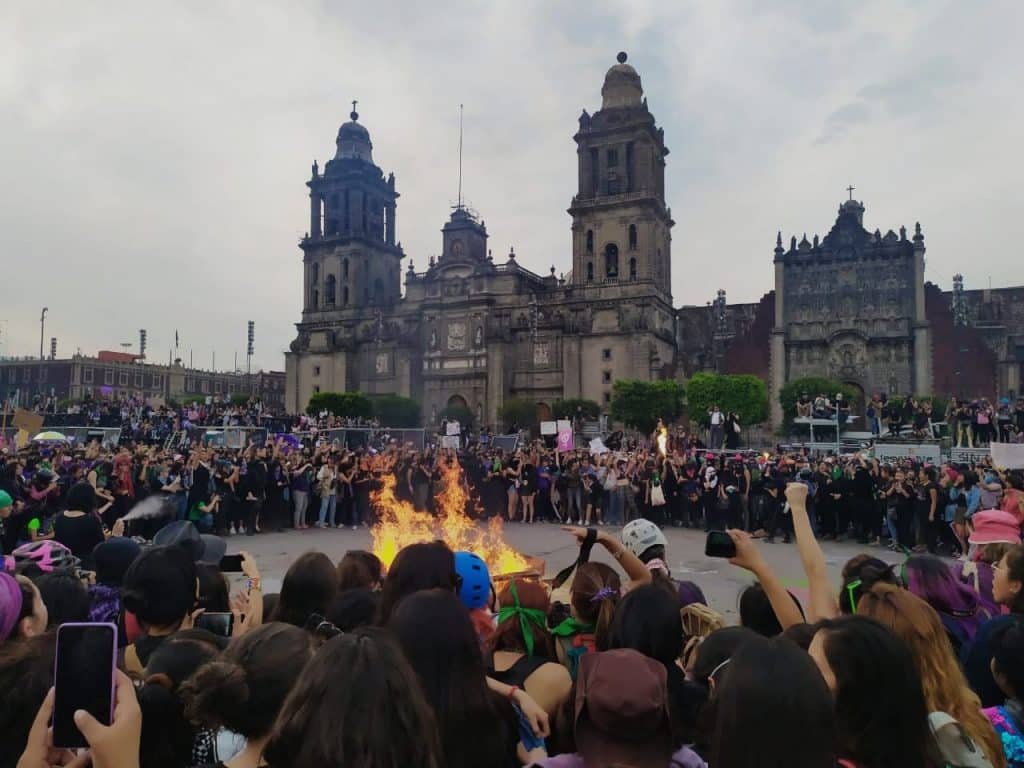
[495,580,548,657]
[549,616,594,638]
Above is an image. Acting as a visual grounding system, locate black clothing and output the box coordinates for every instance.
[53,512,105,568]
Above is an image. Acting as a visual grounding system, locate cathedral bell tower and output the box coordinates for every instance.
[568,52,673,299]
[302,103,403,315]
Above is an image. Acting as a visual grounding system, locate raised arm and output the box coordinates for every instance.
[786,482,838,620]
[726,529,804,630]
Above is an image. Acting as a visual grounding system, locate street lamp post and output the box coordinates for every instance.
[38,307,48,397]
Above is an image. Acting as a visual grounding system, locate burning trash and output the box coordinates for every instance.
[370,458,533,576]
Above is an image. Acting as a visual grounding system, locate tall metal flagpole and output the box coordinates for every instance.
[457,104,464,208]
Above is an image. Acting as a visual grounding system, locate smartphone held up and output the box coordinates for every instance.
[704,530,737,559]
[53,622,117,749]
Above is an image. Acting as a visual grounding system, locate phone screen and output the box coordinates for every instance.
[54,623,116,749]
[704,531,737,559]
[219,554,245,572]
[195,612,235,637]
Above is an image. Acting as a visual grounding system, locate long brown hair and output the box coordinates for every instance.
[571,562,621,650]
[486,578,555,659]
[858,584,1005,768]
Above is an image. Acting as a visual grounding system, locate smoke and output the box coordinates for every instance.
[120,496,176,522]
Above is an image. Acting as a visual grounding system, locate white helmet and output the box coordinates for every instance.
[621,519,668,559]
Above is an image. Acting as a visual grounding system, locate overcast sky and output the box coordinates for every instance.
[2,1,1021,371]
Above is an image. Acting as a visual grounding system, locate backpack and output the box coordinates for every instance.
[928,711,995,768]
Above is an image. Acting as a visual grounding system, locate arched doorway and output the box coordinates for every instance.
[841,381,865,419]
[536,402,552,422]
[447,394,469,410]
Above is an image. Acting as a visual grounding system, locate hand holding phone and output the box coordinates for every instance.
[704,530,737,559]
[219,554,245,572]
[194,611,235,637]
[53,622,117,749]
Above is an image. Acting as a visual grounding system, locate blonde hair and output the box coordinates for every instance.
[858,584,1005,768]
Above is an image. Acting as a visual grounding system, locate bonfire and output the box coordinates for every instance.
[370,457,532,576]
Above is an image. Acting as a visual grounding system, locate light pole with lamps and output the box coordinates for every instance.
[38,307,48,397]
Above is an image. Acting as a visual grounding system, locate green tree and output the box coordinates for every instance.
[551,398,601,420]
[370,394,421,427]
[778,377,860,429]
[686,373,769,426]
[499,397,539,431]
[229,393,251,407]
[307,391,373,420]
[610,379,685,434]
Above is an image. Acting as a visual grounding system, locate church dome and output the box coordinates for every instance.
[601,51,643,109]
[334,106,373,163]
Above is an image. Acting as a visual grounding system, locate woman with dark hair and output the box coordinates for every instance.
[609,584,708,750]
[34,572,89,627]
[53,481,109,569]
[120,545,199,674]
[838,554,899,615]
[964,544,1024,707]
[710,635,836,768]
[903,554,996,654]
[375,541,457,624]
[263,628,443,768]
[184,623,314,768]
[337,549,383,592]
[270,551,337,629]
[137,631,222,768]
[390,590,519,768]
[0,631,54,768]
[488,578,571,720]
[809,616,941,768]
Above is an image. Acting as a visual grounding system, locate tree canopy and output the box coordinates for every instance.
[499,397,540,431]
[552,398,601,420]
[369,394,421,427]
[306,391,373,420]
[610,379,686,434]
[686,372,769,426]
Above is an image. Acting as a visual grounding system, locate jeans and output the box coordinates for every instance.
[608,487,625,525]
[566,487,583,521]
[292,490,309,528]
[709,425,724,449]
[173,494,187,522]
[318,494,337,526]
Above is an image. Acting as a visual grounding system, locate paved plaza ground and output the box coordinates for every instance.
[231,521,904,623]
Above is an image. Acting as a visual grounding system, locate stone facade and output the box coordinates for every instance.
[285,53,677,424]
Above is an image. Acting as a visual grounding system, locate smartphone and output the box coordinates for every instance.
[195,612,235,637]
[219,554,245,572]
[53,622,117,749]
[704,531,737,559]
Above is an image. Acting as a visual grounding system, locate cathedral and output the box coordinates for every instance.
[286,53,1024,426]
[286,53,677,425]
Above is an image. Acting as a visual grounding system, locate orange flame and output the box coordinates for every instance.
[370,457,530,576]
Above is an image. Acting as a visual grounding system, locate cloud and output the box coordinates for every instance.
[0,0,1021,371]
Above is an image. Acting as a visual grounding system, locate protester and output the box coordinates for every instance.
[269,551,337,629]
[262,628,443,768]
[857,583,1004,767]
[964,544,1024,708]
[183,623,314,768]
[983,622,1024,767]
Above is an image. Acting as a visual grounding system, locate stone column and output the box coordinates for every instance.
[770,331,787,427]
[913,325,932,395]
[310,193,321,238]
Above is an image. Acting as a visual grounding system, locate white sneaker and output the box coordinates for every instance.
[351,525,358,531]
[229,525,237,535]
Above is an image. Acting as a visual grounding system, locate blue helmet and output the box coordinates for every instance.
[454,551,492,610]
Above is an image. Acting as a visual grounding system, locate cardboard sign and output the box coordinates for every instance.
[446,421,461,436]
[15,428,30,449]
[540,421,557,436]
[991,442,1024,470]
[12,409,43,436]
[441,435,460,449]
[589,438,609,454]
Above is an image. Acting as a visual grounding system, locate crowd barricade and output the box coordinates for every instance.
[948,446,991,464]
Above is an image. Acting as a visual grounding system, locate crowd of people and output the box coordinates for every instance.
[4,416,1024,766]
[794,391,1024,445]
[4,463,1024,767]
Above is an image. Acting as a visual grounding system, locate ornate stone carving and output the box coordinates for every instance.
[447,321,467,351]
